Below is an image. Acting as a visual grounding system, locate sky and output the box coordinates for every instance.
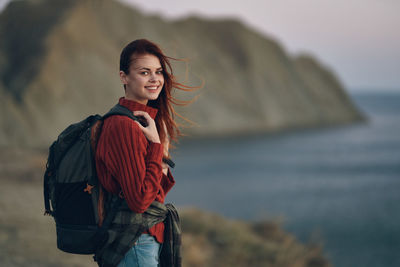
[1,0,399,92]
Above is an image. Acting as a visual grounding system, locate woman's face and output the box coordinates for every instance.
[120,53,164,105]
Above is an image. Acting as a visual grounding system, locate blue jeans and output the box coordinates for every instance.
[117,233,162,267]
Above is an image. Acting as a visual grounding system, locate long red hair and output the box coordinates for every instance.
[119,39,201,151]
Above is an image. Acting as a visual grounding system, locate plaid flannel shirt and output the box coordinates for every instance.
[95,200,182,267]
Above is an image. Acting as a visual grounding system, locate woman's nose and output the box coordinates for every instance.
[149,73,157,82]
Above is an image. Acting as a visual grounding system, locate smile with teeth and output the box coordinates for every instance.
[145,85,159,90]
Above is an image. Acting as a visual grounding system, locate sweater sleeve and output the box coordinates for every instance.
[104,116,164,213]
[160,168,175,195]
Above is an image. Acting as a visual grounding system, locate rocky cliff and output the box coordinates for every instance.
[0,0,365,147]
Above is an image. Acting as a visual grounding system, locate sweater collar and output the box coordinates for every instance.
[118,97,158,119]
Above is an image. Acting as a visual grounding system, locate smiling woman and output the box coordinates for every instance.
[120,54,165,105]
[94,39,200,267]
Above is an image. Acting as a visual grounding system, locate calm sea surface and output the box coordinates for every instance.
[167,91,400,267]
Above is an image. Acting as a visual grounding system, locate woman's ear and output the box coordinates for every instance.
[119,70,127,85]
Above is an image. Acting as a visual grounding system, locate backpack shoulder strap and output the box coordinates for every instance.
[102,104,139,122]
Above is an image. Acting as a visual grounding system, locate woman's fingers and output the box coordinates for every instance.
[163,137,169,157]
[134,120,145,130]
[133,111,153,128]
[132,110,160,144]
[133,110,148,116]
[162,120,169,150]
[133,111,151,121]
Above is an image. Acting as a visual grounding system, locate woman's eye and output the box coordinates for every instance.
[140,70,163,75]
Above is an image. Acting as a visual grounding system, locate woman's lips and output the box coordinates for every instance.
[145,86,159,90]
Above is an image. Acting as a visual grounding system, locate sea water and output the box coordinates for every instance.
[168,91,400,267]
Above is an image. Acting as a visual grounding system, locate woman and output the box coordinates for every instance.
[95,39,197,267]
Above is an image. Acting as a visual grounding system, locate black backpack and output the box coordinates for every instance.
[43,104,142,255]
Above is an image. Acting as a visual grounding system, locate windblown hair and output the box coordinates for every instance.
[119,39,200,151]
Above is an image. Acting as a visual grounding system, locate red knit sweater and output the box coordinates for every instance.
[95,97,176,243]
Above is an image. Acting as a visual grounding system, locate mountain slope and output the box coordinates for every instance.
[0,0,365,147]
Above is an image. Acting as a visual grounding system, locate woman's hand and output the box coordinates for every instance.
[133,111,160,144]
[161,121,170,176]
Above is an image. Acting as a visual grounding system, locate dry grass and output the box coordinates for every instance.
[180,208,330,267]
